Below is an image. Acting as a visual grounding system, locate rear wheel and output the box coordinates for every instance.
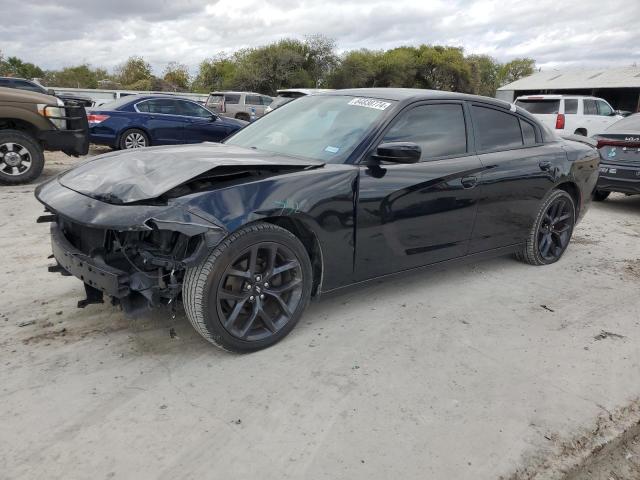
[0,129,44,184]
[592,190,610,202]
[516,189,576,265]
[119,129,149,149]
[183,222,313,352]
[235,112,250,122]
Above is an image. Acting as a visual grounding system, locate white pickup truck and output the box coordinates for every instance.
[514,95,623,137]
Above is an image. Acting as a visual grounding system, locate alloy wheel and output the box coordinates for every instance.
[124,132,147,148]
[0,142,32,176]
[216,242,303,341]
[538,196,574,261]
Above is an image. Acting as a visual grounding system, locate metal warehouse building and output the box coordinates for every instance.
[496,66,640,113]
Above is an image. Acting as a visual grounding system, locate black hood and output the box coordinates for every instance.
[58,143,323,204]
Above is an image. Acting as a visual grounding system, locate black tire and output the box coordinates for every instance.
[118,129,149,149]
[0,129,45,184]
[592,190,610,202]
[516,189,576,266]
[235,112,250,122]
[183,222,313,352]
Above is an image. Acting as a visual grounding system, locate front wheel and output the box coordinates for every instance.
[516,189,576,265]
[0,129,45,184]
[183,222,313,352]
[592,190,610,202]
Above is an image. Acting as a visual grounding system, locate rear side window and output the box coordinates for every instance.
[520,120,537,145]
[472,105,523,151]
[225,94,241,104]
[382,103,467,160]
[138,99,178,115]
[514,99,560,114]
[583,99,597,115]
[564,99,578,114]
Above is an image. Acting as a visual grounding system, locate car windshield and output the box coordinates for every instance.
[606,113,640,132]
[226,95,395,163]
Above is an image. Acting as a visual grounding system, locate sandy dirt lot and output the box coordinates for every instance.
[1,150,639,479]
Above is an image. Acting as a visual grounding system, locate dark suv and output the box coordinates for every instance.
[0,86,89,184]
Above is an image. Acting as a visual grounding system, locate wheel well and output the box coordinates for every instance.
[556,182,581,218]
[263,217,323,296]
[574,128,587,136]
[235,112,250,121]
[0,118,40,140]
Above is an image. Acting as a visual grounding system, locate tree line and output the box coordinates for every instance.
[0,35,535,97]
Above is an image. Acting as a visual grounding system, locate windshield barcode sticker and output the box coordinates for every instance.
[348,98,391,110]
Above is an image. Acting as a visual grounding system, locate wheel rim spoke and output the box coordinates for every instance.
[217,240,304,341]
[538,197,574,260]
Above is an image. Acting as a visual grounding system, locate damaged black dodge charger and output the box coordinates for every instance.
[35,89,599,352]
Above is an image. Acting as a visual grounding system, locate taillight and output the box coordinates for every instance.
[555,114,565,129]
[87,114,110,125]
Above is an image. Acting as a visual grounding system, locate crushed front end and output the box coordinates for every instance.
[35,178,227,315]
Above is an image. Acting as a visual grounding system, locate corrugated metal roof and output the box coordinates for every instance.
[498,66,640,91]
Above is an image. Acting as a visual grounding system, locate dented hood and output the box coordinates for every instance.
[59,143,323,204]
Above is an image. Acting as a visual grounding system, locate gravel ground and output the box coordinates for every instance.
[1,149,639,480]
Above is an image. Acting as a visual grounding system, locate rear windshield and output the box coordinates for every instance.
[515,99,560,114]
[205,94,223,108]
[606,113,640,133]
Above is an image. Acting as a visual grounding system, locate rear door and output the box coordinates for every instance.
[135,99,185,145]
[468,104,563,252]
[355,101,483,280]
[176,100,230,143]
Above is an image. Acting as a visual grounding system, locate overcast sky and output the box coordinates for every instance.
[1,0,639,74]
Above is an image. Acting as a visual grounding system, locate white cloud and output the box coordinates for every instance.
[1,0,638,74]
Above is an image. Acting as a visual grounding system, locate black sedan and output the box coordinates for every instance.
[35,89,599,352]
[592,113,640,201]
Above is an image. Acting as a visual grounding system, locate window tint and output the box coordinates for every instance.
[515,99,559,114]
[14,80,45,93]
[520,120,536,145]
[596,100,613,116]
[0,78,11,87]
[246,95,261,105]
[178,100,212,118]
[564,99,578,114]
[261,96,273,105]
[472,105,523,151]
[225,94,240,104]
[138,99,178,115]
[583,99,597,115]
[382,104,467,160]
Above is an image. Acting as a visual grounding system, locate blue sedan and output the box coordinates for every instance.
[87,95,247,149]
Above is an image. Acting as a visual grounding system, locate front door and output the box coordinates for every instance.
[136,98,185,145]
[176,100,230,143]
[355,102,483,281]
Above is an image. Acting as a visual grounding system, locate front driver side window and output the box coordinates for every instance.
[596,100,613,116]
[382,104,467,161]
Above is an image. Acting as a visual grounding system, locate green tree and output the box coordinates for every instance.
[0,54,44,79]
[466,54,500,97]
[114,56,152,88]
[192,56,237,93]
[44,64,107,88]
[328,49,381,88]
[304,34,338,87]
[497,58,535,86]
[163,62,190,90]
[415,45,471,92]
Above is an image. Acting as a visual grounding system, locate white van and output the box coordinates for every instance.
[514,95,622,137]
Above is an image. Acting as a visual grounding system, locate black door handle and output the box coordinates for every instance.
[461,176,477,188]
[539,161,552,171]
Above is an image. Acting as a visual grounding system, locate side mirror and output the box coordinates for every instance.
[373,142,421,163]
[209,114,217,122]
[47,88,56,96]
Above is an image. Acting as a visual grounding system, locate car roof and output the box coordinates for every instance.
[209,91,265,96]
[516,94,603,100]
[276,88,335,95]
[319,88,513,108]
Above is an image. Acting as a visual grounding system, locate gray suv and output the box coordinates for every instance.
[205,91,273,121]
